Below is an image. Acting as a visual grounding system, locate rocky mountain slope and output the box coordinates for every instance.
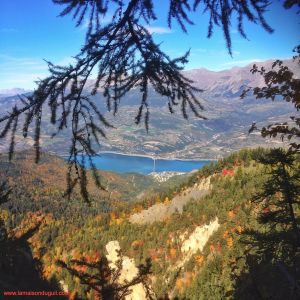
[129,176,211,224]
[0,59,298,158]
[1,148,299,299]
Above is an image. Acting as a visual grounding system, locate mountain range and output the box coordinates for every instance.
[0,59,298,159]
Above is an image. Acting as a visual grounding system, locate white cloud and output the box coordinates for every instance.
[0,54,49,89]
[145,26,172,34]
[0,72,48,90]
[0,54,47,70]
[221,58,263,67]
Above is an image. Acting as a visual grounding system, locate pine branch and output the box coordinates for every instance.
[1,0,296,201]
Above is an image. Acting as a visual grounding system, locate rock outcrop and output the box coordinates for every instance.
[129,177,211,224]
[172,217,220,269]
[105,241,152,300]
[181,217,220,255]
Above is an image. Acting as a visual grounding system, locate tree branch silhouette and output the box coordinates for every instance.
[0,1,299,202]
[242,45,300,152]
[57,254,156,299]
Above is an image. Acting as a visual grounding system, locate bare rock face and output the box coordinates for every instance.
[196,176,211,190]
[181,217,220,256]
[168,216,220,274]
[105,241,150,300]
[129,177,211,225]
[106,240,121,264]
[59,280,68,293]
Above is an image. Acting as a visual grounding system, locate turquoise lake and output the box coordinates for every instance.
[83,153,212,174]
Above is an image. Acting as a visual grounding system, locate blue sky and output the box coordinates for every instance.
[0,0,299,90]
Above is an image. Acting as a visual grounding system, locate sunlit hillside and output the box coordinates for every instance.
[1,148,299,299]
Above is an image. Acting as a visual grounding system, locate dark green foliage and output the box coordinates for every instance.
[235,50,300,297]
[0,151,159,222]
[0,227,60,292]
[244,148,300,297]
[0,181,10,206]
[184,255,228,300]
[256,149,300,237]
[0,183,60,292]
[2,147,298,298]
[242,45,300,152]
[234,48,300,295]
[0,181,10,245]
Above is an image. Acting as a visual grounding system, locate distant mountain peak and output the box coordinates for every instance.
[0,88,31,97]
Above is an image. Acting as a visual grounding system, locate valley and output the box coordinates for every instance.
[1,1,299,299]
[0,57,299,300]
[0,59,298,159]
[1,148,299,299]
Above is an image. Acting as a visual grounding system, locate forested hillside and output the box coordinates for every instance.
[1,148,299,299]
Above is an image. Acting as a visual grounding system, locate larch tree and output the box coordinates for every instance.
[242,45,300,153]
[240,43,300,297]
[0,0,299,201]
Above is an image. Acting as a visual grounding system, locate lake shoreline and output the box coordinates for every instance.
[58,151,213,174]
[96,151,218,162]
